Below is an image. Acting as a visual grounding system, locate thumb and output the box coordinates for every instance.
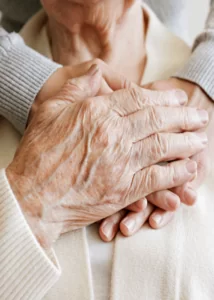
[53,64,102,104]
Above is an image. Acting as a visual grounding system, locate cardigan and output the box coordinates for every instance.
[0,0,214,133]
[4,4,214,300]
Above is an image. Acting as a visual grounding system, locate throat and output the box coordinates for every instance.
[48,2,147,84]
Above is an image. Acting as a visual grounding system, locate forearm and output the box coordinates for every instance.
[0,169,61,300]
[176,0,214,100]
[0,28,61,133]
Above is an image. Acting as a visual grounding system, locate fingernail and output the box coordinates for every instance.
[166,195,179,210]
[123,218,136,232]
[87,64,99,76]
[197,109,209,124]
[136,199,147,210]
[175,90,187,105]
[184,187,197,205]
[186,160,197,174]
[191,132,208,145]
[152,214,162,225]
[102,222,112,239]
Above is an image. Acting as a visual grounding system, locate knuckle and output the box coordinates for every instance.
[142,88,169,106]
[129,88,142,108]
[182,107,191,129]
[148,106,164,131]
[151,133,168,159]
[140,89,150,105]
[169,165,180,186]
[185,133,195,150]
[81,96,108,123]
[145,166,160,192]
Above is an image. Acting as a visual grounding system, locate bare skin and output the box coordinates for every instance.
[100,78,212,241]
[31,0,210,239]
[6,67,208,248]
[42,0,146,84]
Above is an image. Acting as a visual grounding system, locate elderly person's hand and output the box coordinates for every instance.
[99,78,211,241]
[6,67,206,248]
[30,59,117,121]
[145,78,213,187]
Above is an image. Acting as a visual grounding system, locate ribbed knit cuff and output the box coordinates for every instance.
[0,32,61,133]
[175,34,214,100]
[0,169,61,300]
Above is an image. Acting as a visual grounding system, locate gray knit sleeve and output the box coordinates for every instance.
[175,0,214,100]
[0,28,61,133]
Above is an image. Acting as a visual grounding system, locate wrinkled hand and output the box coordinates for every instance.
[30,59,123,121]
[99,78,211,241]
[6,68,205,248]
[149,78,214,189]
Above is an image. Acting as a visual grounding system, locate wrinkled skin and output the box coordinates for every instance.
[33,60,209,214]
[100,78,212,241]
[31,59,127,120]
[6,68,208,248]
[41,0,146,83]
[37,0,206,237]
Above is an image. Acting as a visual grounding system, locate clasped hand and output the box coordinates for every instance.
[6,64,208,248]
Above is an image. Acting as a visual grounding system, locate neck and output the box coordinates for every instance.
[48,1,146,84]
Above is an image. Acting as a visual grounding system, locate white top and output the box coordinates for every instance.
[4,4,214,300]
[87,224,113,300]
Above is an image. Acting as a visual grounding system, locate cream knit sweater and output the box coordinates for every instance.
[2,5,214,300]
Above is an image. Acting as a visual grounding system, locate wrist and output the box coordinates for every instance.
[29,66,66,122]
[5,167,56,248]
[35,67,67,101]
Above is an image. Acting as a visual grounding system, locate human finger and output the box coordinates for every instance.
[126,159,197,206]
[48,64,102,106]
[120,203,154,236]
[67,59,135,91]
[149,209,175,229]
[130,132,207,172]
[99,210,127,242]
[99,199,147,241]
[146,190,180,211]
[107,87,187,116]
[126,198,148,212]
[170,184,198,206]
[127,107,208,142]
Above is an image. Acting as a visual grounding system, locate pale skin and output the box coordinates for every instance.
[42,0,146,84]
[102,79,214,241]
[7,66,208,249]
[33,0,213,240]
